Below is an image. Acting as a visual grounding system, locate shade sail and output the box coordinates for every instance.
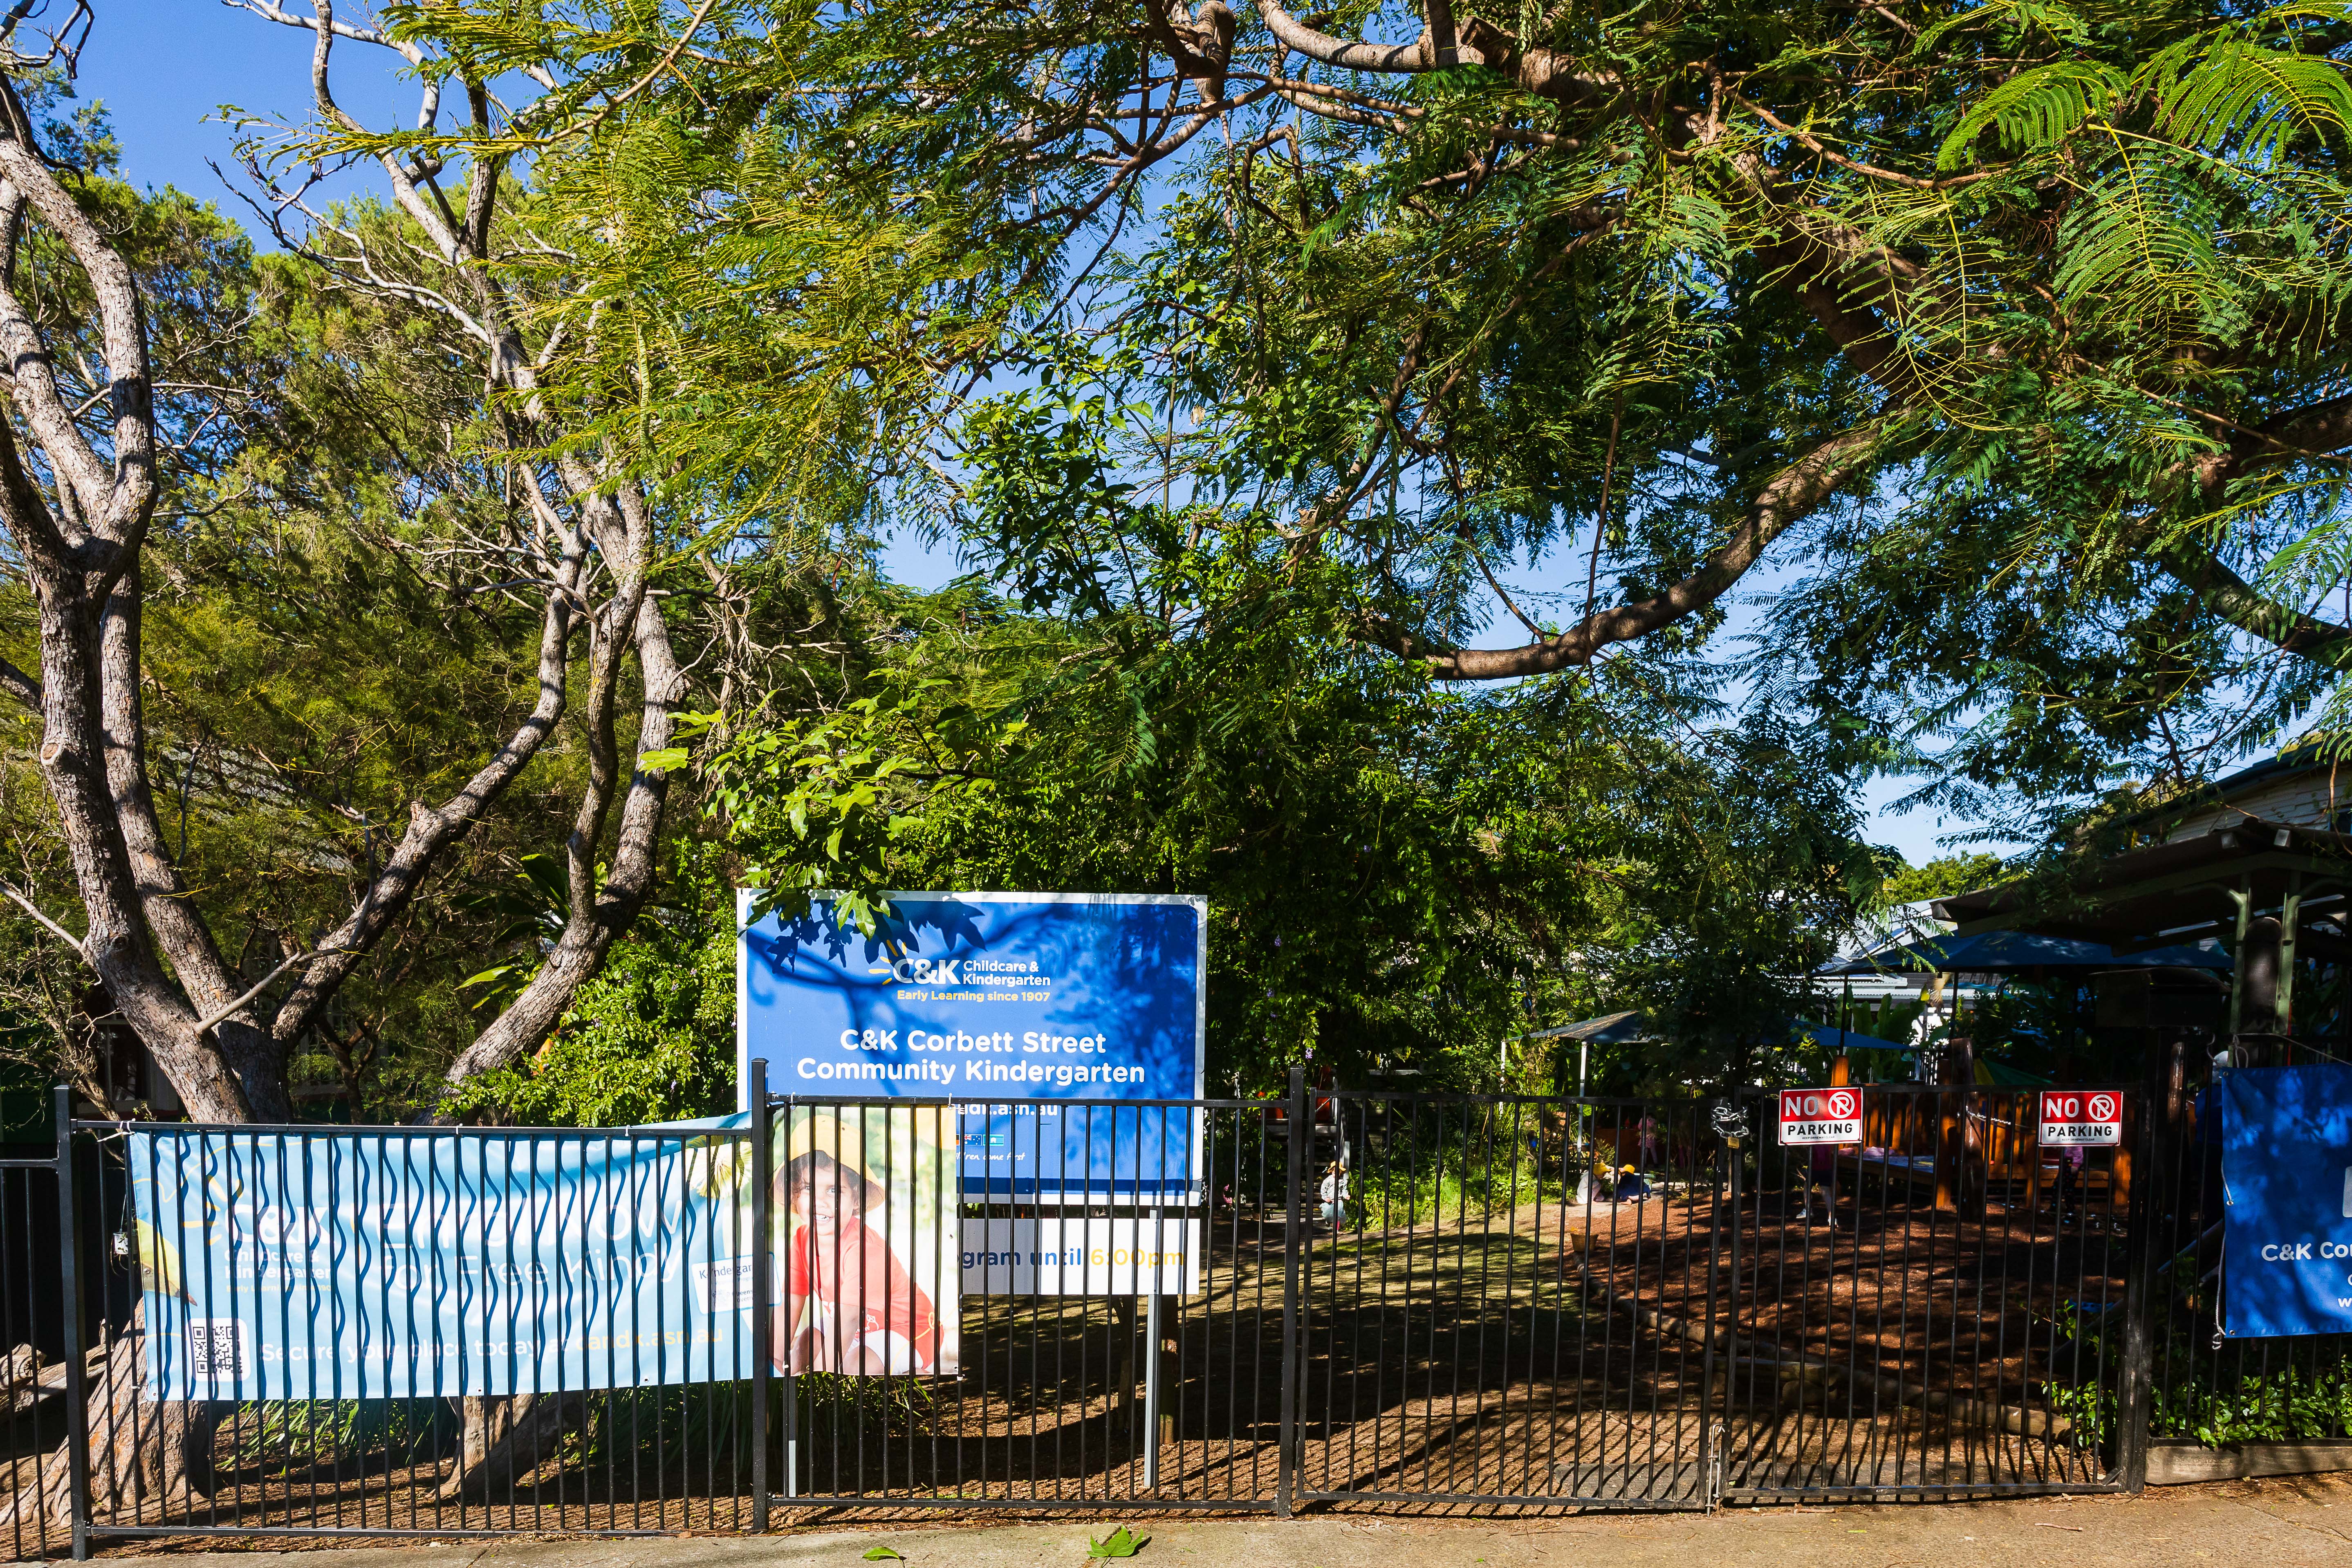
[1821,928,2229,976]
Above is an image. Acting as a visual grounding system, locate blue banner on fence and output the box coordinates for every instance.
[738,891,1207,1200]
[130,1119,758,1400]
[2222,1064,2352,1338]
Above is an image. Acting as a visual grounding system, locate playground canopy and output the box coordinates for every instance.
[1822,929,2232,977]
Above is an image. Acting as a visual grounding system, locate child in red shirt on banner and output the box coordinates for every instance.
[776,1146,940,1376]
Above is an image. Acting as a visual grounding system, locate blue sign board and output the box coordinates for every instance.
[2222,1064,2352,1337]
[738,892,1208,1202]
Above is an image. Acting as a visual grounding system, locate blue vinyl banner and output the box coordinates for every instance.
[130,1119,759,1400]
[738,891,1207,1200]
[2222,1064,2352,1338]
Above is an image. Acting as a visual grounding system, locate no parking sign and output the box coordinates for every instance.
[2038,1089,2123,1146]
[1778,1087,1862,1145]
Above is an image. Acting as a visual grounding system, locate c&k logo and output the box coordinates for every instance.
[893,956,963,984]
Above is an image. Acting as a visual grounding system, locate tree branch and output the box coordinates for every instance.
[0,114,153,540]
[1253,0,1435,72]
[191,947,329,1039]
[269,541,584,1047]
[1372,425,1884,680]
[2157,541,2352,668]
[0,655,36,710]
[0,880,87,960]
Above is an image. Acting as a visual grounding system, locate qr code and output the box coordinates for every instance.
[187,1319,246,1377]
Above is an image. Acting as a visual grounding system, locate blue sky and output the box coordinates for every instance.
[79,2,413,206]
[86,1,1985,866]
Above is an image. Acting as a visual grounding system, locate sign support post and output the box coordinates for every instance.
[55,1084,89,1561]
[2116,1066,2165,1492]
[1143,1277,1164,1489]
[750,1059,772,1529]
[1276,1066,1306,1518]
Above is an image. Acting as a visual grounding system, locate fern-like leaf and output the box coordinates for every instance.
[2138,36,2352,162]
[1937,60,2125,168]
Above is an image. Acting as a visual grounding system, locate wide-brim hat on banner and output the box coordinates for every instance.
[786,1105,881,1183]
[786,1102,949,1185]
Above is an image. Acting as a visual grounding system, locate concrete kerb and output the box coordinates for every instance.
[58,1474,2352,1568]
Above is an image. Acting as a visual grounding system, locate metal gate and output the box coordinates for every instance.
[1292,1092,1722,1508]
[1722,1084,2128,1500]
[11,1073,2164,1552]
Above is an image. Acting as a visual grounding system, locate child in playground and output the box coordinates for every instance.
[1317,1160,1351,1225]
[1805,1142,1840,1223]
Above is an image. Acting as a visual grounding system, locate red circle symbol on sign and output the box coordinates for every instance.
[1825,1089,1857,1119]
[2086,1092,2118,1121]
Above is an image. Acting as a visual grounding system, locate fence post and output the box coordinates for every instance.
[54,1084,89,1560]
[1276,1065,1307,1518]
[782,1094,799,1499]
[2114,1048,2170,1493]
[749,1059,771,1532]
[1699,1098,1745,1510]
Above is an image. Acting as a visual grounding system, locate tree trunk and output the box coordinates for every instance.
[437,1393,585,1501]
[0,1305,219,1534]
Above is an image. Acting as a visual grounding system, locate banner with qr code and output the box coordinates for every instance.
[128,1109,955,1401]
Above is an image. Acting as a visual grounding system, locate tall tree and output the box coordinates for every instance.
[394,0,2352,811]
[223,0,705,1098]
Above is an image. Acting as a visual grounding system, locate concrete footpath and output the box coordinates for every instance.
[83,1474,2352,1568]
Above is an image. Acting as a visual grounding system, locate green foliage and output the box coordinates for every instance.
[1087,1525,1149,1558]
[795,1371,938,1441]
[443,933,737,1127]
[698,665,1029,937]
[2049,1274,2352,1450]
[1881,853,2009,906]
[231,1399,441,1469]
[702,556,1877,1086]
[366,0,2352,839]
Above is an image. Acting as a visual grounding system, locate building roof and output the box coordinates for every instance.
[1933,817,2352,952]
[2206,741,2329,801]
[1795,1021,1910,1054]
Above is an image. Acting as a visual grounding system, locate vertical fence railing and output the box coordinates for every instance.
[766,1081,1289,1511]
[1276,1066,1305,1518]
[1722,1083,2130,1500]
[4,1077,2258,1547]
[2135,1049,2352,1463]
[748,1061,771,1534]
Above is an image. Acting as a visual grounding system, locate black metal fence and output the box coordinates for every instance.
[1723,1085,2128,1500]
[782,1095,1285,1511]
[76,1114,771,1548]
[2136,1066,2352,1465]
[0,1069,2274,1555]
[0,1151,76,1561]
[1293,1094,1724,1508]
